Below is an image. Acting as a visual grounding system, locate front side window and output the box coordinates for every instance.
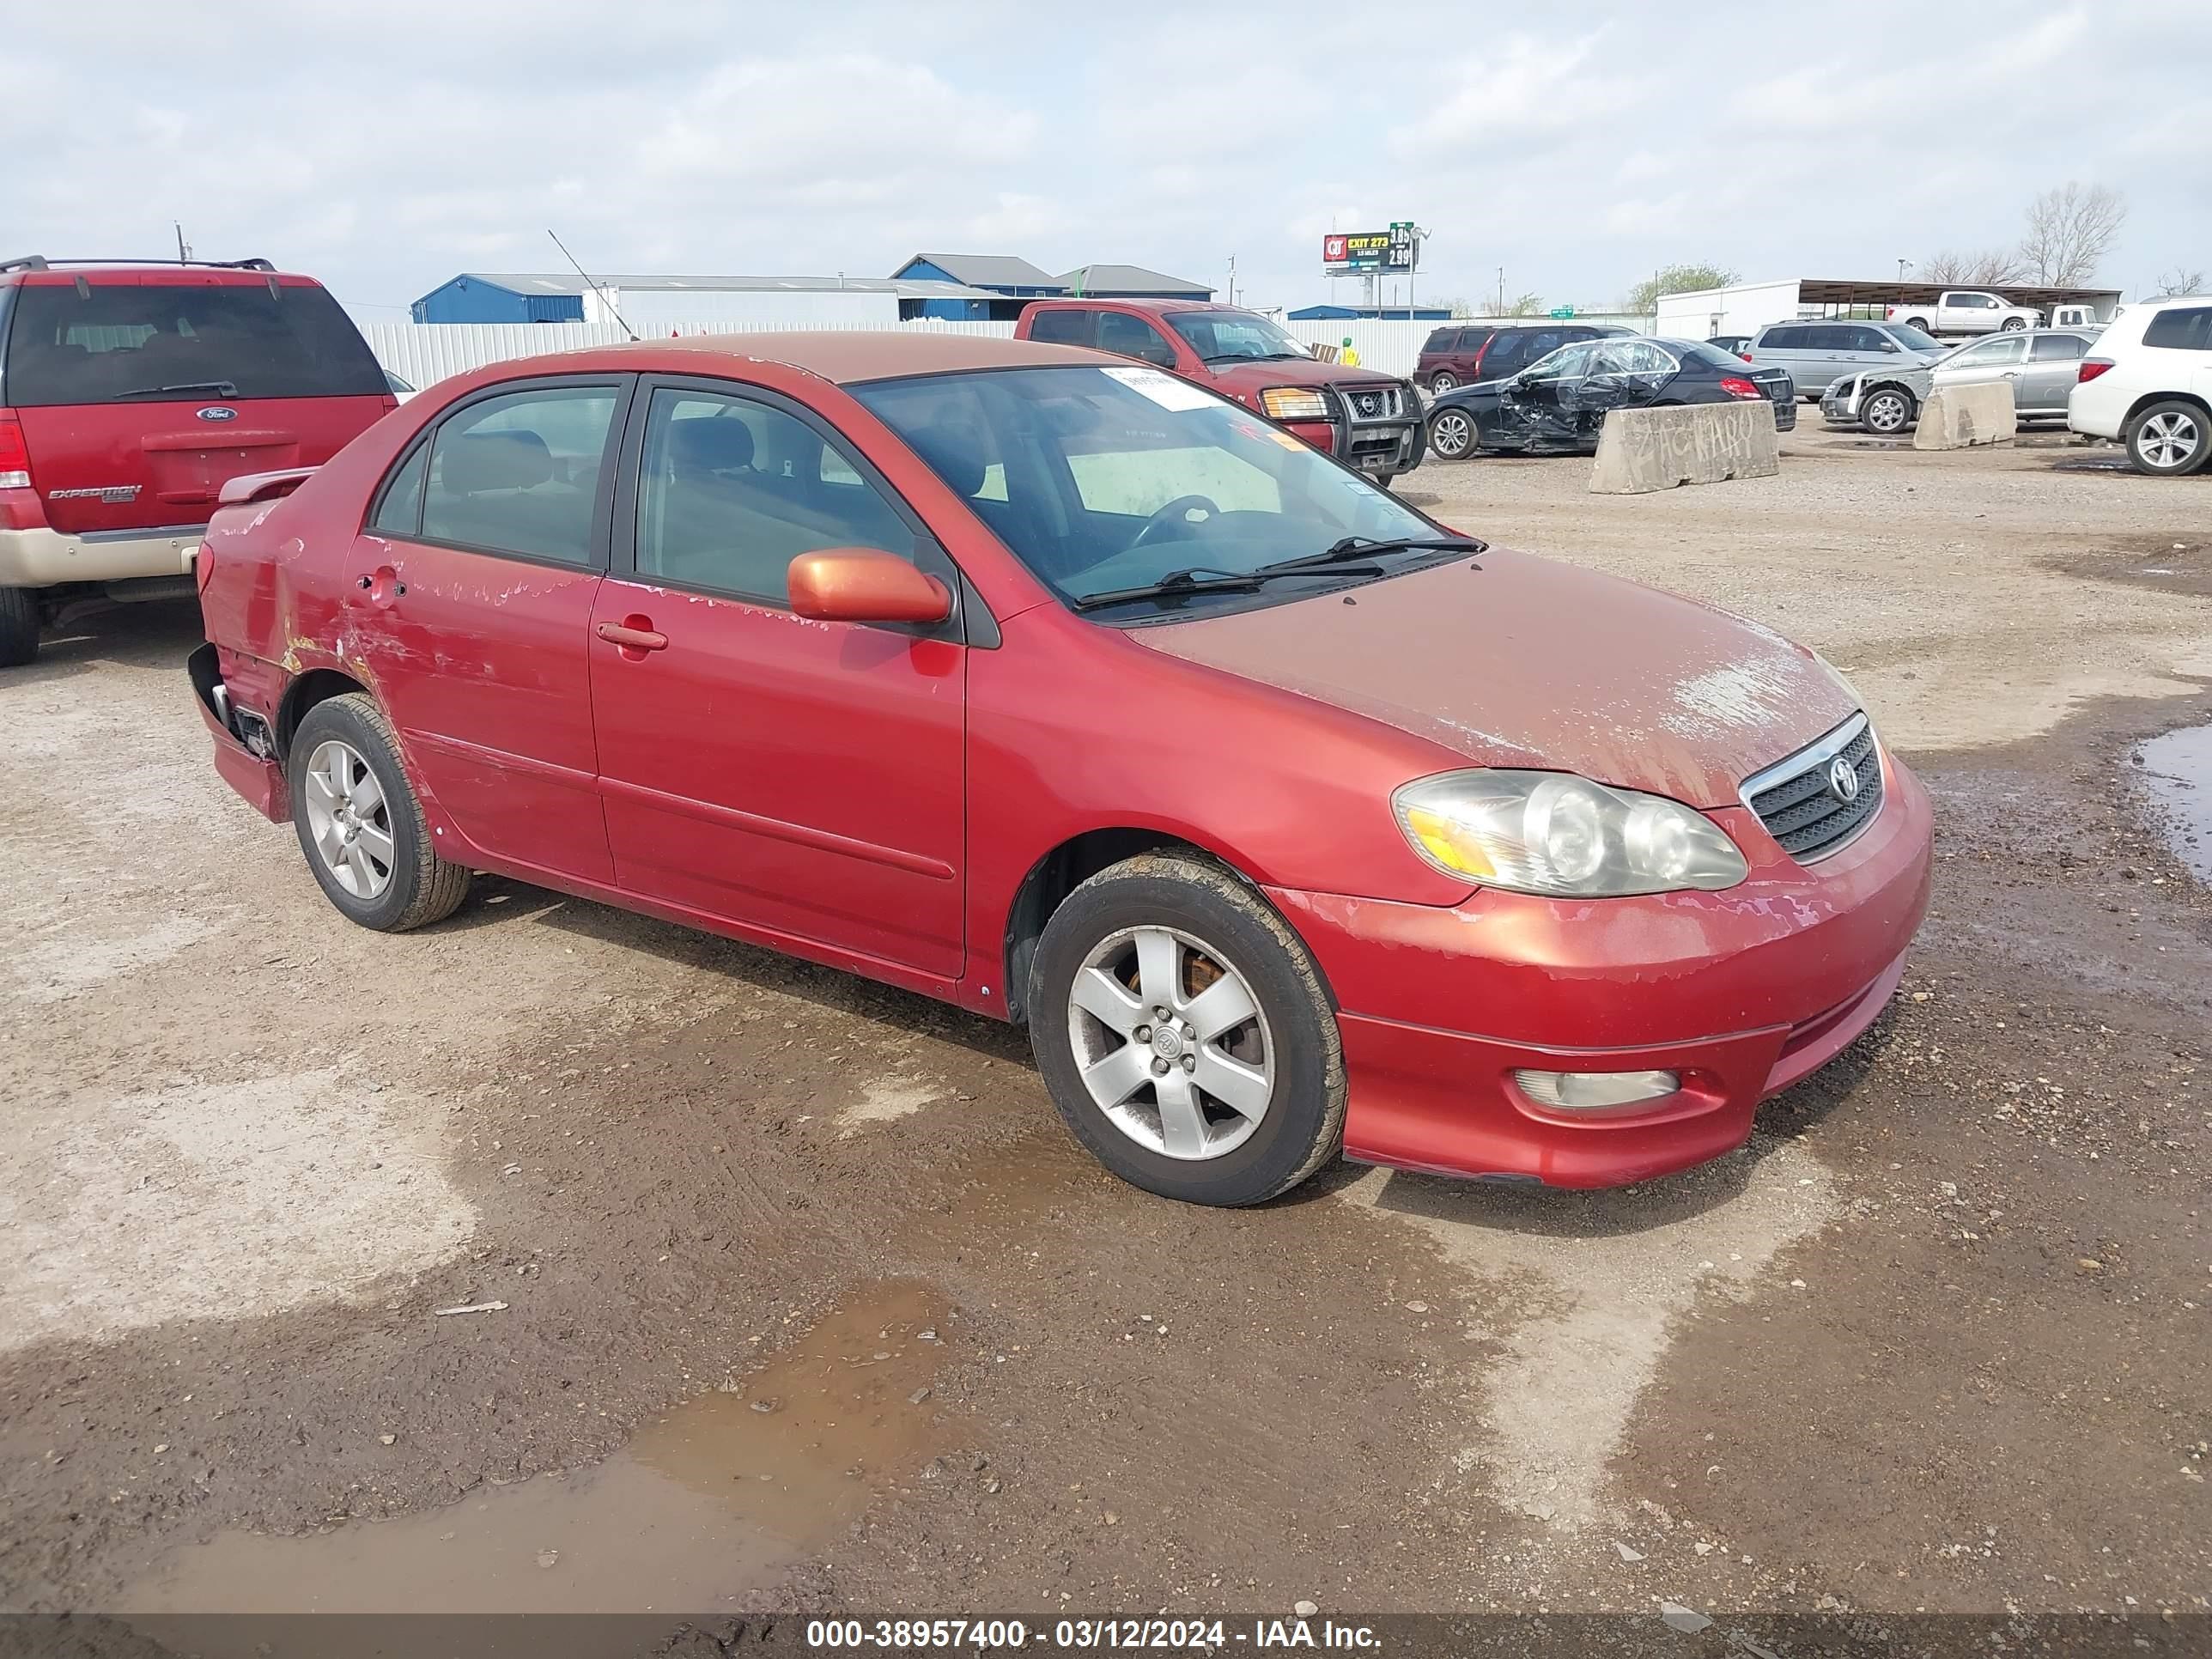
[1950,337,2026,368]
[852,366,1449,618]
[1094,313,1177,368]
[1525,343,1595,380]
[1163,309,1311,365]
[2143,307,2212,351]
[418,385,619,565]
[634,387,914,605]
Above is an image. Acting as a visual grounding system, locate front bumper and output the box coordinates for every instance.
[1267,753,1934,1188]
[0,523,204,587]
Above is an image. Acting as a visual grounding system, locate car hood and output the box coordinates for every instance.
[1206,357,1405,392]
[1132,552,1858,808]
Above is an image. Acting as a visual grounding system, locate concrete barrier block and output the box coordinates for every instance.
[1589,402,1779,495]
[1911,382,2015,449]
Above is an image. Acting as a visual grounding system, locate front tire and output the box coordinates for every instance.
[1027,854,1345,1206]
[2125,400,2209,477]
[1427,406,1480,461]
[1860,385,1916,436]
[288,693,471,931]
[0,587,39,667]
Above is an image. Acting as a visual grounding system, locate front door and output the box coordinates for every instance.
[1499,341,1593,447]
[343,377,627,884]
[589,380,968,981]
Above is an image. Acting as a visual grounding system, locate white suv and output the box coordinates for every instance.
[2069,297,2212,476]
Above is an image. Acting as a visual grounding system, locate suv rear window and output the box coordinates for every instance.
[2143,307,2212,351]
[3,279,387,407]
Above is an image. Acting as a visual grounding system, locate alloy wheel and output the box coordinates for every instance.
[1863,390,1911,435]
[301,738,396,900]
[1431,371,1457,394]
[2136,410,2203,471]
[1066,925,1273,1161]
[1430,409,1475,459]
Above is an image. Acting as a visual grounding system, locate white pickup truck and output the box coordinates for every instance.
[1886,290,2043,337]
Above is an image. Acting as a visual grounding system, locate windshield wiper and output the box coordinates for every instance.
[1257,534,1486,576]
[1072,562,1384,612]
[117,380,239,399]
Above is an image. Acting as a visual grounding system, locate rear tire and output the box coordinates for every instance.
[1899,316,1932,334]
[1027,854,1345,1206]
[1429,370,1458,395]
[2000,316,2027,331]
[1860,386,1916,436]
[0,587,38,667]
[2124,400,2209,477]
[289,693,471,932]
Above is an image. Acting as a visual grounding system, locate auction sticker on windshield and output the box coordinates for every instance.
[1103,366,1218,412]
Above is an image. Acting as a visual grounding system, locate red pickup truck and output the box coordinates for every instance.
[1015,299,1425,485]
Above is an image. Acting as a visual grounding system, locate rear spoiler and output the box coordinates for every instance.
[218,467,317,507]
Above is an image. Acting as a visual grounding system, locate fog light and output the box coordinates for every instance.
[1513,1068,1680,1109]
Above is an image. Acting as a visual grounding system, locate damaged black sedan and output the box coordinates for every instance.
[1424,337,1795,459]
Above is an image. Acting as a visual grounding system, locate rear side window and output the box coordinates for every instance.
[1421,328,1454,353]
[418,385,619,566]
[2,279,387,407]
[2143,307,2212,351]
[1758,326,1801,349]
[2029,334,2086,362]
[1026,308,1093,347]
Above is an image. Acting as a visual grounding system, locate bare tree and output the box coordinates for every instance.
[2020,183,2128,285]
[2155,267,2208,297]
[1505,291,1548,317]
[1921,247,2030,286]
[1621,264,1739,315]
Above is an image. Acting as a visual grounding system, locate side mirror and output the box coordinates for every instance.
[787,548,951,625]
[1880,341,1901,353]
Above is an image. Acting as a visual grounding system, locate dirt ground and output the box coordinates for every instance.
[2,428,2208,1645]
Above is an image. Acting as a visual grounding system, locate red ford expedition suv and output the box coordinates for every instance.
[1016,299,1425,485]
[0,255,396,665]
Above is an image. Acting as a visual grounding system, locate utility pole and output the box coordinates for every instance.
[1897,258,1911,283]
[1495,266,1504,317]
[1227,253,1237,307]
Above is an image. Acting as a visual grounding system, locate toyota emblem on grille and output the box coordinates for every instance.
[1827,755,1861,803]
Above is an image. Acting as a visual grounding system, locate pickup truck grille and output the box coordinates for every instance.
[1339,383,1411,422]
[1744,713,1882,862]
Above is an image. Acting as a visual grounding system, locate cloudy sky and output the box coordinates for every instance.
[5,1,2204,318]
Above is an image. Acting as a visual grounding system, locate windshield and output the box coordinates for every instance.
[1884,324,1944,352]
[1162,310,1311,363]
[851,365,1447,617]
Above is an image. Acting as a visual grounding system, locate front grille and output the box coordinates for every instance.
[1340,383,1411,422]
[1743,713,1882,862]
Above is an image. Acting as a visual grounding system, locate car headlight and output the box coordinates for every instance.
[1260,386,1331,422]
[1392,770,1748,897]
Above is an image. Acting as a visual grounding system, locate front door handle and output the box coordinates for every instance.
[597,617,668,655]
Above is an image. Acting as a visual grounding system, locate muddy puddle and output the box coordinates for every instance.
[2138,723,2212,884]
[120,1282,951,1650]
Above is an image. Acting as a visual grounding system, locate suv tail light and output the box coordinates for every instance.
[1718,376,1764,400]
[2078,358,2115,383]
[0,413,31,491]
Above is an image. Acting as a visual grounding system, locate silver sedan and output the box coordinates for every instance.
[1820,329,2095,434]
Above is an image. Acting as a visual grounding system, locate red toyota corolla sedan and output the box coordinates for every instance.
[191,332,1931,1206]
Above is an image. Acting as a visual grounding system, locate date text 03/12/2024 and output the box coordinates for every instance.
[804,1618,1382,1650]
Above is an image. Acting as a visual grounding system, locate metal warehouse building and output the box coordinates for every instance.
[890,254,1213,319]
[410,272,1001,328]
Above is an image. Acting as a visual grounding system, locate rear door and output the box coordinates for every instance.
[589,378,968,980]
[2020,333,2087,413]
[343,376,626,884]
[3,272,392,535]
[1936,334,2026,398]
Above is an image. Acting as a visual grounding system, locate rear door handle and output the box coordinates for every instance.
[596,618,668,653]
